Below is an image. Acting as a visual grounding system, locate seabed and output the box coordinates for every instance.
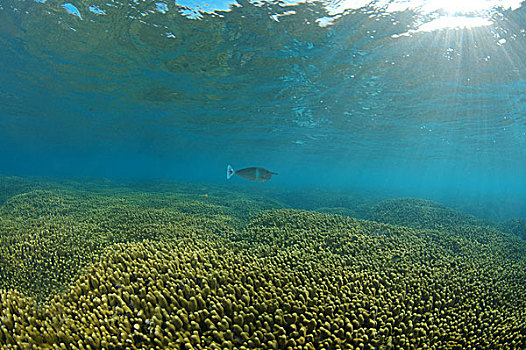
[0,175,525,349]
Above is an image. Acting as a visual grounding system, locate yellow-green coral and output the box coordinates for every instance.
[499,218,526,240]
[0,177,525,349]
[0,189,239,299]
[367,198,484,231]
[1,229,525,349]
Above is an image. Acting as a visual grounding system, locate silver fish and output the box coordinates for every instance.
[227,165,277,182]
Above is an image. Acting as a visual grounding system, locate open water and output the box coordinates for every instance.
[1,2,526,348]
[1,0,525,222]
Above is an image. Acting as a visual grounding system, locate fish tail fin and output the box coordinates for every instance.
[227,165,235,180]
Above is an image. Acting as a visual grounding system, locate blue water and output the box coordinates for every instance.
[1,0,525,219]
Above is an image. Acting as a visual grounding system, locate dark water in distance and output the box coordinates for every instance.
[0,0,525,220]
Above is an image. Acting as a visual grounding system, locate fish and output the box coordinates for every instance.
[227,164,277,182]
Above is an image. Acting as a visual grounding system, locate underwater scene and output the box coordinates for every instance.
[1,0,526,349]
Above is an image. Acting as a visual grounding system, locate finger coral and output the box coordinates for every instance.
[0,178,525,349]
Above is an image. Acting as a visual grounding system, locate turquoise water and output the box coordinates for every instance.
[1,0,525,219]
[1,2,526,348]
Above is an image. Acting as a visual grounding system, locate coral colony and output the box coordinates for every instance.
[0,176,525,348]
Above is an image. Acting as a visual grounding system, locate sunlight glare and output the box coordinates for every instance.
[326,0,524,30]
[416,16,493,31]
[417,0,506,15]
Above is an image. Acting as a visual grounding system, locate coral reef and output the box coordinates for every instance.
[313,207,361,218]
[0,189,238,299]
[0,175,49,207]
[272,188,378,219]
[0,178,525,349]
[498,218,526,240]
[367,198,485,231]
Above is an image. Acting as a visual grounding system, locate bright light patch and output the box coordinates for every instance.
[329,0,524,15]
[324,0,523,30]
[415,0,523,15]
[270,10,296,22]
[417,16,493,32]
[88,5,106,15]
[138,0,524,31]
[315,16,334,27]
[62,3,82,20]
[155,2,169,14]
[176,0,233,14]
